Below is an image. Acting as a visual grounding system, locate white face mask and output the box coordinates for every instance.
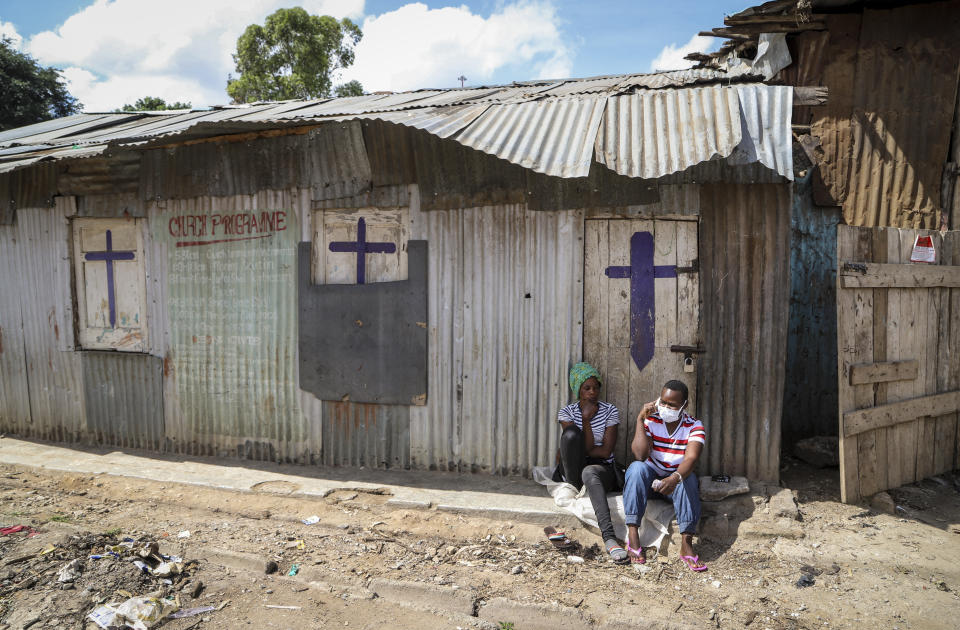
[656,398,686,423]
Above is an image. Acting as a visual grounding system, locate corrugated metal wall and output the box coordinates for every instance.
[782,173,841,443]
[409,200,584,474]
[807,3,960,228]
[82,351,164,449]
[0,205,85,441]
[0,118,797,479]
[143,190,318,463]
[698,183,792,481]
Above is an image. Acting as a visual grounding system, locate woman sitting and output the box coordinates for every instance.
[553,362,628,564]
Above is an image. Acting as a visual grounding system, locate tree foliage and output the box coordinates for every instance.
[0,37,81,131]
[117,96,192,112]
[334,80,364,97]
[227,7,363,103]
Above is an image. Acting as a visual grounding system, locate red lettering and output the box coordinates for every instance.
[276,211,286,231]
[169,216,181,237]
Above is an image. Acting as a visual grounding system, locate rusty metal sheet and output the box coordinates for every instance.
[321,401,410,468]
[810,5,960,227]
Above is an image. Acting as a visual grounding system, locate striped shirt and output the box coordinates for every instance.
[557,401,619,463]
[642,411,706,475]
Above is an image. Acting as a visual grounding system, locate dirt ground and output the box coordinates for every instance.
[1,455,959,630]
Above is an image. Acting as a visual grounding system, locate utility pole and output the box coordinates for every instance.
[457,75,467,88]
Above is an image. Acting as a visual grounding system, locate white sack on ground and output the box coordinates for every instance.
[532,466,673,553]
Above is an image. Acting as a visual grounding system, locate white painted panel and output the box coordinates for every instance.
[73,217,147,351]
[311,207,409,285]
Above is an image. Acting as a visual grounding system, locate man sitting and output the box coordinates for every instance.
[622,379,707,570]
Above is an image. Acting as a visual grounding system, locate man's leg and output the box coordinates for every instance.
[558,426,586,490]
[670,472,705,569]
[623,461,656,553]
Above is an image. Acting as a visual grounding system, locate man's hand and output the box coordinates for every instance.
[658,472,682,496]
[637,400,657,424]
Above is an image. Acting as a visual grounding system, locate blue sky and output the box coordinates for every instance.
[0,1,748,110]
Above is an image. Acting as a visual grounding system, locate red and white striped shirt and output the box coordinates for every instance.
[642,411,706,475]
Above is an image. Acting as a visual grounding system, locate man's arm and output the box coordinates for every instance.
[658,441,703,495]
[631,401,657,461]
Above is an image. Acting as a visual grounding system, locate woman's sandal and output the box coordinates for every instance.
[625,543,645,564]
[543,526,576,550]
[680,555,708,572]
[605,542,629,565]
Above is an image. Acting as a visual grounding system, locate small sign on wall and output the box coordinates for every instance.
[72,218,147,352]
[909,235,937,264]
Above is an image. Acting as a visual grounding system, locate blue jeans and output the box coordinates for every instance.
[623,461,701,534]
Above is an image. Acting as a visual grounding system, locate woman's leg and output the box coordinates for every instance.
[582,464,627,563]
[580,464,618,542]
[558,425,586,490]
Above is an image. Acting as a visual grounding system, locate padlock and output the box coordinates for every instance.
[683,356,695,373]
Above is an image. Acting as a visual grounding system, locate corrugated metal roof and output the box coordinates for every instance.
[0,69,793,180]
[596,86,742,180]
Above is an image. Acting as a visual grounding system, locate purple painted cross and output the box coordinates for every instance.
[328,217,397,285]
[604,231,676,372]
[84,229,135,328]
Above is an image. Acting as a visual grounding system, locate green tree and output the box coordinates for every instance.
[227,7,363,103]
[334,80,364,97]
[116,96,192,112]
[0,37,81,131]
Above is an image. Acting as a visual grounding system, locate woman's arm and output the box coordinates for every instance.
[631,401,657,461]
[586,424,617,459]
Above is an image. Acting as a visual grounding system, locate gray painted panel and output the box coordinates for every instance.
[299,240,428,405]
[82,351,164,449]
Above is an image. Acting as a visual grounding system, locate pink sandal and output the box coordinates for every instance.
[680,555,708,572]
[625,543,645,564]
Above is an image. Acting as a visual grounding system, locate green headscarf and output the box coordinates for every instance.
[569,362,601,398]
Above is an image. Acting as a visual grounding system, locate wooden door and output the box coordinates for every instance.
[837,226,960,503]
[583,218,701,464]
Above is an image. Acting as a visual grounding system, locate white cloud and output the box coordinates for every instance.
[649,35,714,72]
[340,1,572,92]
[1,20,23,48]
[24,0,365,111]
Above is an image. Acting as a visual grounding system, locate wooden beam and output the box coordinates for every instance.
[840,262,960,288]
[843,390,960,437]
[725,15,814,26]
[794,87,828,106]
[699,23,825,38]
[850,360,919,385]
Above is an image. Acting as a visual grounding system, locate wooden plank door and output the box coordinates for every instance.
[583,219,701,465]
[837,226,960,503]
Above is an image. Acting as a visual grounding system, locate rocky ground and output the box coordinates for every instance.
[0,454,959,629]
